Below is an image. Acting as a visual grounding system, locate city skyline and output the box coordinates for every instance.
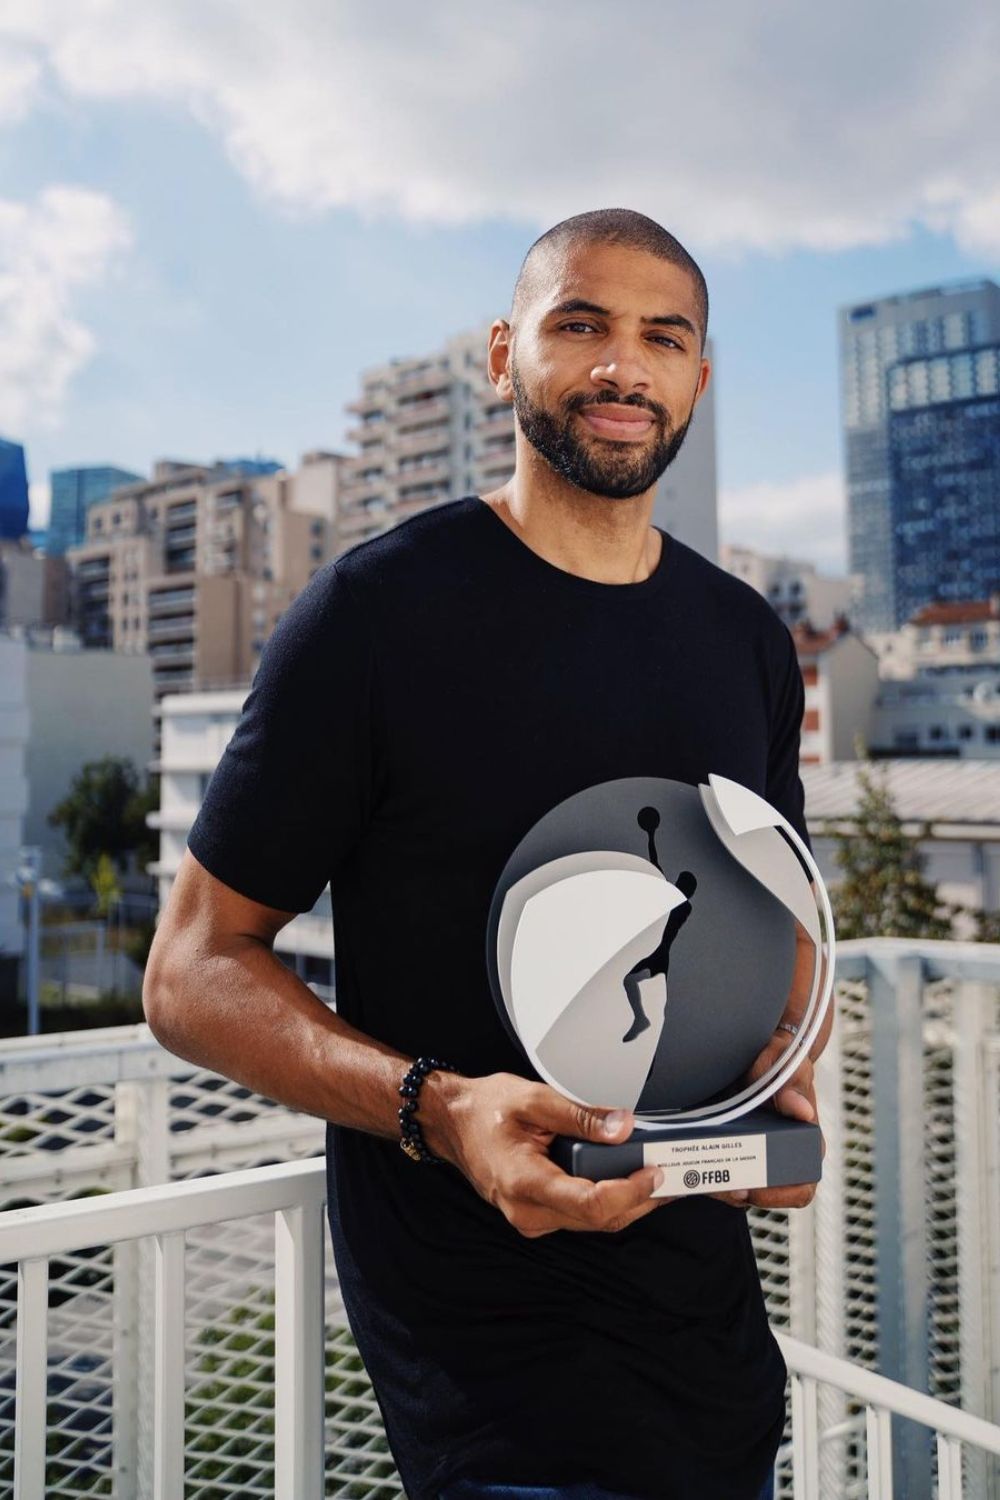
[2,5,999,577]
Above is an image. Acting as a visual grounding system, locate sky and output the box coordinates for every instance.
[1,2,999,574]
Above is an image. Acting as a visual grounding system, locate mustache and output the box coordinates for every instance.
[565,390,669,426]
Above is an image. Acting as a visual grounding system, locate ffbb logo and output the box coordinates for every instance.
[683,1168,732,1189]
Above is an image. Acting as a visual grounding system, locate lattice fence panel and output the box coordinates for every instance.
[0,1085,118,1158]
[0,1189,117,1497]
[923,980,962,1412]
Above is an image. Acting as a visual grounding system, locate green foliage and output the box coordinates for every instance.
[967,906,1000,943]
[184,1291,395,1497]
[827,760,955,941]
[89,851,122,917]
[47,756,159,884]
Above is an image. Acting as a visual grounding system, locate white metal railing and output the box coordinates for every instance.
[777,1332,1000,1500]
[2,942,1000,1496]
[2,1158,999,1500]
[2,1159,326,1500]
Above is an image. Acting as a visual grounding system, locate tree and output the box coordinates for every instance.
[827,759,955,941]
[47,757,159,884]
[89,851,122,918]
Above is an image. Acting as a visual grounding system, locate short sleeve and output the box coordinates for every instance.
[186,561,375,912]
[765,626,811,852]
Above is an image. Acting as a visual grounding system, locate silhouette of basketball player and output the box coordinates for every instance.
[622,806,697,1043]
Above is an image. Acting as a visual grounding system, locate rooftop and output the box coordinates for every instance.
[803,757,1000,824]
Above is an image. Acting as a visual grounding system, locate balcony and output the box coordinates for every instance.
[148,645,195,667]
[393,425,451,459]
[149,589,196,614]
[345,390,388,417]
[344,424,388,448]
[392,367,450,400]
[147,617,194,642]
[164,524,198,547]
[394,397,451,432]
[2,940,999,1497]
[396,457,451,487]
[474,405,514,434]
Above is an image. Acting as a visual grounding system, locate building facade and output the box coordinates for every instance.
[0,437,29,542]
[721,544,852,630]
[866,598,1000,759]
[887,342,1000,625]
[47,465,144,558]
[793,621,879,765]
[17,635,155,882]
[839,279,1000,631]
[340,325,719,561]
[150,690,333,991]
[0,635,29,1001]
[65,452,343,706]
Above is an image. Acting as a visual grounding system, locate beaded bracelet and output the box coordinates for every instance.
[398,1055,458,1164]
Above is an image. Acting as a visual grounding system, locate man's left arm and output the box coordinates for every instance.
[739,906,832,1210]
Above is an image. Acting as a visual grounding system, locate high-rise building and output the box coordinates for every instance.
[64,452,343,707]
[0,438,29,541]
[48,465,144,558]
[839,280,1000,631]
[887,342,1000,626]
[340,324,719,561]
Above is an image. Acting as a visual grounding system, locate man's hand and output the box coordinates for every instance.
[711,1030,825,1211]
[421,1071,671,1238]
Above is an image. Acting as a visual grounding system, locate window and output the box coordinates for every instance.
[987,726,1000,744]
[958,724,975,740]
[928,725,946,741]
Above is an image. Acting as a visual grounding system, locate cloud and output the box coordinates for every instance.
[0,39,41,124]
[719,472,847,575]
[2,2,1000,257]
[0,185,132,433]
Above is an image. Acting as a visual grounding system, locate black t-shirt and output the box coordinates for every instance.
[187,497,809,1500]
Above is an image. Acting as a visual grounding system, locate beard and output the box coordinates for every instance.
[509,360,694,500]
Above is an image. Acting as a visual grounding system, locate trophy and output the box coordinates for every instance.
[486,775,835,1197]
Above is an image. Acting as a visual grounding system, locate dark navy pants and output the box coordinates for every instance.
[440,1474,775,1500]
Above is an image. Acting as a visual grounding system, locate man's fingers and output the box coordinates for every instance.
[509,1152,663,1233]
[747,1182,817,1211]
[773,1083,816,1122]
[514,1082,635,1145]
[707,1190,751,1209]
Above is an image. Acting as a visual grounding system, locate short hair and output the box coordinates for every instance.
[511,208,709,348]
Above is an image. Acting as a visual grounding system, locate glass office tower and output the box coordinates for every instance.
[47,465,144,557]
[888,343,1000,626]
[0,437,29,541]
[839,280,1000,630]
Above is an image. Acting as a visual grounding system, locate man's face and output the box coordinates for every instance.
[500,241,710,501]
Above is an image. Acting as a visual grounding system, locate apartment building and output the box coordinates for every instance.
[794,620,879,764]
[340,324,719,560]
[721,544,852,630]
[149,690,333,993]
[872,596,1000,680]
[66,451,344,705]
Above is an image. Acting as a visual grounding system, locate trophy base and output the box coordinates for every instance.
[551,1108,822,1197]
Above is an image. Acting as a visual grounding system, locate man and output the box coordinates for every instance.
[144,208,828,1500]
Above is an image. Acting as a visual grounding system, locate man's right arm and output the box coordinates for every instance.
[144,848,666,1237]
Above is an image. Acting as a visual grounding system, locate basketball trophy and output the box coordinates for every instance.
[486,775,835,1197]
